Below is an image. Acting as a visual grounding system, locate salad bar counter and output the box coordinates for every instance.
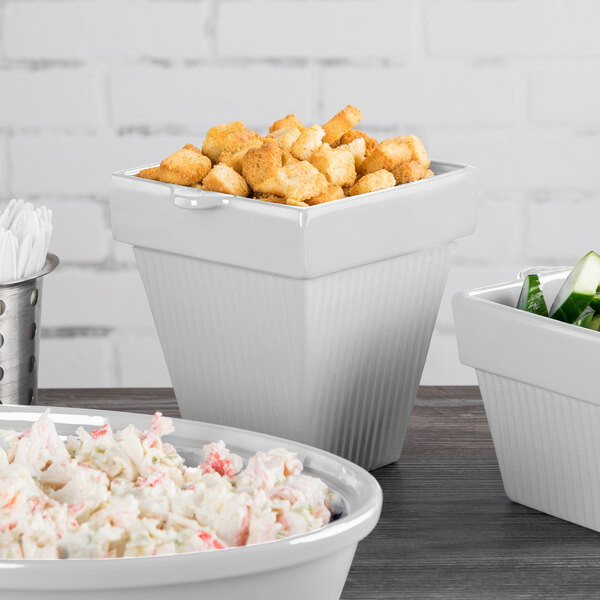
[33,386,600,600]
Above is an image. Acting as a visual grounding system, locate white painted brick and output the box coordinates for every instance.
[0,69,102,129]
[322,66,518,127]
[427,0,600,58]
[0,136,8,197]
[437,263,525,330]
[427,130,600,191]
[3,1,212,60]
[110,66,315,129]
[42,200,110,263]
[531,67,600,125]
[42,268,154,327]
[114,331,172,388]
[39,336,115,388]
[525,198,600,262]
[421,330,476,386]
[456,200,524,262]
[217,1,413,59]
[10,134,192,196]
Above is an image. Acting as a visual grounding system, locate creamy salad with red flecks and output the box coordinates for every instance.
[0,412,339,559]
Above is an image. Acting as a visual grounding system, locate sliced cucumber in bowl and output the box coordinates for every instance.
[517,274,548,317]
[574,311,595,329]
[589,286,600,312]
[549,251,600,323]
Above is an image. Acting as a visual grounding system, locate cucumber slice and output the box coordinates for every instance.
[517,274,548,317]
[575,311,595,329]
[574,311,600,331]
[549,251,600,322]
[589,289,600,313]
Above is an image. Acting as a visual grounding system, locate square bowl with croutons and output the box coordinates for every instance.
[110,106,478,470]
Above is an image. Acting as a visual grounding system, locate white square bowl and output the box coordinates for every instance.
[110,161,478,470]
[453,268,600,531]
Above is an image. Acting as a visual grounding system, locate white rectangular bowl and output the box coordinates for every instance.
[110,161,478,470]
[0,404,382,600]
[453,268,600,532]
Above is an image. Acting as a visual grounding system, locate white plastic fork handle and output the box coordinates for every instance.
[173,191,230,210]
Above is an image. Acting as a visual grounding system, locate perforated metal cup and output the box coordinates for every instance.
[0,254,59,405]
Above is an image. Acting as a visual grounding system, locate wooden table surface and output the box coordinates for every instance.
[35,386,600,599]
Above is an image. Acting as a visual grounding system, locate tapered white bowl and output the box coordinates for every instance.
[111,161,478,469]
[454,268,600,531]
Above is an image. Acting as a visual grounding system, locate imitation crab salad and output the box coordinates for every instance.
[0,412,341,559]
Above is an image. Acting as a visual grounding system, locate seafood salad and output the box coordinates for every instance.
[0,412,340,559]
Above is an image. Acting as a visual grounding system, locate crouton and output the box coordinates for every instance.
[219,129,261,156]
[282,151,299,165]
[349,169,395,196]
[254,161,328,201]
[242,139,283,189]
[202,121,246,163]
[158,144,212,186]
[392,160,430,185]
[136,166,161,181]
[267,126,302,153]
[358,138,411,176]
[255,193,287,204]
[310,143,356,187]
[218,134,264,174]
[396,135,430,168]
[338,129,379,155]
[338,137,366,169]
[322,105,362,145]
[306,183,345,206]
[269,114,304,133]
[290,125,325,161]
[202,164,250,197]
[286,199,309,207]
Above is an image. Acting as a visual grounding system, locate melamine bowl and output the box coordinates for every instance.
[0,405,382,599]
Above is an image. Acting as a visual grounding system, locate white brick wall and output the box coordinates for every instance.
[426,0,600,57]
[4,1,212,60]
[0,0,597,388]
[530,67,600,125]
[216,1,414,59]
[45,200,110,263]
[43,269,153,328]
[0,69,103,129]
[322,66,520,127]
[110,65,316,129]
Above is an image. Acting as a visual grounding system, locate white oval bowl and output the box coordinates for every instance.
[0,405,382,600]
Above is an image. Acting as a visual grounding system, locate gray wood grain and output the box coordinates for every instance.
[35,386,600,599]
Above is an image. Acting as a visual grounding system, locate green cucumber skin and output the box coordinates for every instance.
[575,312,600,331]
[551,291,594,323]
[575,312,595,328]
[549,251,600,323]
[517,274,549,317]
[589,294,600,312]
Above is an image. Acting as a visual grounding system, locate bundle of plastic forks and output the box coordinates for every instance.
[0,199,53,283]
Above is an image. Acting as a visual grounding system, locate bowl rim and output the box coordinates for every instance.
[455,265,600,340]
[112,159,475,210]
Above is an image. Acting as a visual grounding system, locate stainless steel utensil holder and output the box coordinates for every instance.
[0,254,59,405]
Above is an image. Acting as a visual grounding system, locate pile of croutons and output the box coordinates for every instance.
[136,105,434,207]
